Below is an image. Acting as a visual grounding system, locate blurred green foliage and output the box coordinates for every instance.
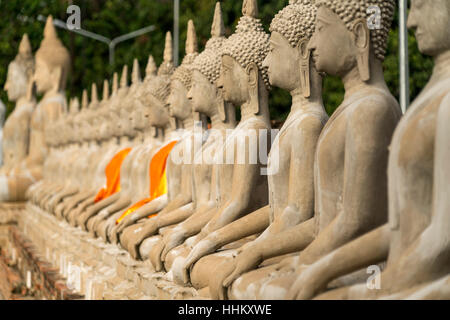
[0,0,434,121]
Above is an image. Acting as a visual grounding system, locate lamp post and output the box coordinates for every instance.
[399,0,410,113]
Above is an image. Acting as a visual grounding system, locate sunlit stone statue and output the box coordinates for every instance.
[1,34,35,174]
[78,32,179,239]
[283,0,450,300]
[181,0,329,295]
[1,16,69,202]
[115,3,237,262]
[148,0,272,278]
[209,0,400,300]
[118,22,203,255]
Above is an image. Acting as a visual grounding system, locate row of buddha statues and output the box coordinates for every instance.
[1,0,449,300]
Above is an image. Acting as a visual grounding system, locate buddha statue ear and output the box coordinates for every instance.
[297,37,311,98]
[245,61,260,115]
[216,88,227,121]
[352,18,371,82]
[26,79,36,102]
[52,66,63,92]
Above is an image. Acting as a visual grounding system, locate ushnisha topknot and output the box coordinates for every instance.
[144,32,176,104]
[270,0,317,48]
[145,55,157,81]
[13,34,35,78]
[221,0,271,90]
[191,2,227,84]
[171,20,199,91]
[158,32,175,77]
[316,0,395,61]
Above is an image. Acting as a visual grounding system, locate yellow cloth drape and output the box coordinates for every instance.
[94,148,132,203]
[116,140,178,224]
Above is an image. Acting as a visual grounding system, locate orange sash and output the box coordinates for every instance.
[116,141,178,224]
[94,148,132,203]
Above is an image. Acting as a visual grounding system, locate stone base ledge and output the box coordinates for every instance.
[19,203,200,300]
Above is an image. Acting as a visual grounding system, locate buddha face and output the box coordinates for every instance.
[34,57,55,94]
[218,55,249,106]
[147,94,169,128]
[117,108,134,137]
[263,31,300,92]
[4,62,28,101]
[408,0,450,56]
[188,70,217,115]
[308,6,357,77]
[167,79,192,120]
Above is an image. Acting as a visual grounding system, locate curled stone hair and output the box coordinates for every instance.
[171,20,199,91]
[316,0,396,61]
[191,2,227,85]
[221,0,271,90]
[270,0,317,48]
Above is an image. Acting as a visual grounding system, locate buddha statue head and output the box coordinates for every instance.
[167,20,199,124]
[264,0,321,97]
[189,2,233,121]
[34,16,70,94]
[407,0,450,57]
[309,0,395,81]
[133,55,158,132]
[218,0,270,115]
[4,34,35,102]
[138,32,174,130]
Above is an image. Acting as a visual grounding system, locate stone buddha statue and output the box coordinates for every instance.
[74,65,138,229]
[219,0,400,300]
[148,0,272,277]
[284,0,450,300]
[116,21,204,253]
[28,89,83,207]
[56,83,110,219]
[78,34,177,236]
[92,58,166,240]
[116,3,237,261]
[175,0,329,295]
[1,34,35,175]
[1,16,70,202]
[66,78,121,225]
[44,84,100,213]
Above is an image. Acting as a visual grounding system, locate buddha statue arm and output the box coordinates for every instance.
[199,161,266,239]
[294,103,394,266]
[208,218,316,299]
[285,224,390,300]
